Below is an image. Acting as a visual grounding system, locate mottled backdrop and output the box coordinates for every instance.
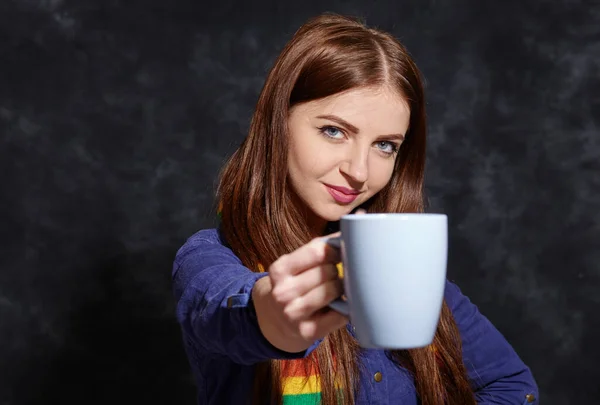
[1,0,598,403]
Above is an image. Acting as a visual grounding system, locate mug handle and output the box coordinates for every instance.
[324,236,350,316]
[328,298,350,316]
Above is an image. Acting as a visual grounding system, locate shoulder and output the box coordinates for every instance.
[444,279,466,307]
[172,228,244,299]
[443,279,496,346]
[173,228,241,269]
[181,228,222,247]
[443,279,480,324]
[175,228,230,256]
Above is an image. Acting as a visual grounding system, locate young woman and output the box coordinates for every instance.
[172,13,539,405]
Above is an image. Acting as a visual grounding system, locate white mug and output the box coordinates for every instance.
[327,213,448,349]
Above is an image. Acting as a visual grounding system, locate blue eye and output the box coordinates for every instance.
[319,126,344,139]
[376,141,399,155]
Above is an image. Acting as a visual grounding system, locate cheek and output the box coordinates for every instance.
[290,138,333,177]
[369,160,396,192]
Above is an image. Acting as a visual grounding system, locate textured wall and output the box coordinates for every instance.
[1,0,598,403]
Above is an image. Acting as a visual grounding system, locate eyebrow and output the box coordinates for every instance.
[315,114,405,141]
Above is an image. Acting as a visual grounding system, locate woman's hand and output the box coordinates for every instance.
[252,234,347,353]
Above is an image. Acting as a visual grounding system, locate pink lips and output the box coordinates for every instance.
[324,184,361,204]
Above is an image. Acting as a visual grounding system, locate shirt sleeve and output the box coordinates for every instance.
[445,280,539,405]
[172,231,322,366]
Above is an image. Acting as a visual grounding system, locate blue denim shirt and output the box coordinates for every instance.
[173,228,539,404]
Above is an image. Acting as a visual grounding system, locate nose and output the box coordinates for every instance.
[339,145,368,184]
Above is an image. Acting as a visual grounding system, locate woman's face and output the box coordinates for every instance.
[287,86,411,231]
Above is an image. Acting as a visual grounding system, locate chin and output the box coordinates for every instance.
[316,205,356,222]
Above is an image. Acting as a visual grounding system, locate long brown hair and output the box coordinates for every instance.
[217,13,476,405]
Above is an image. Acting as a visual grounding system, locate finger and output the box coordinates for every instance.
[297,309,349,341]
[322,231,342,250]
[270,238,341,280]
[323,230,341,238]
[272,264,339,303]
[284,279,344,321]
[355,208,367,215]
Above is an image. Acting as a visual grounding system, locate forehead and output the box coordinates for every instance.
[291,86,411,134]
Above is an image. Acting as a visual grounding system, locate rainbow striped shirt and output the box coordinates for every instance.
[281,357,327,404]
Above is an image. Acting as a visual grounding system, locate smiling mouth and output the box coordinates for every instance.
[324,184,361,204]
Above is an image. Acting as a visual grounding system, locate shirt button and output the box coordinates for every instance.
[525,394,536,403]
[374,372,383,382]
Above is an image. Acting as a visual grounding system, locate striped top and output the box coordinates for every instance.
[281,356,330,404]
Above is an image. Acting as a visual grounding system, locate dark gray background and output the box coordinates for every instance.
[1,0,598,403]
